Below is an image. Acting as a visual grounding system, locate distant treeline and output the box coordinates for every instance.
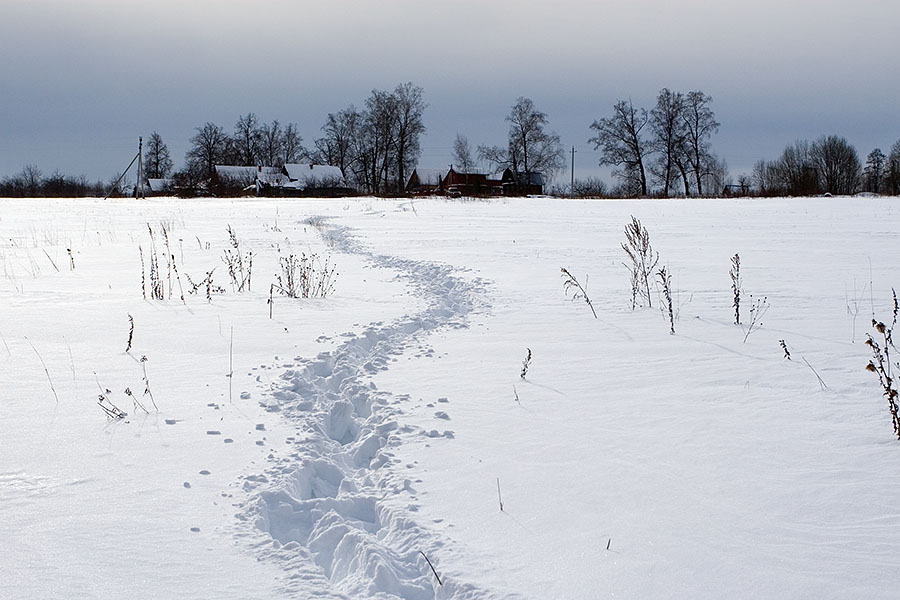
[3,82,899,198]
[0,165,129,198]
[746,137,900,197]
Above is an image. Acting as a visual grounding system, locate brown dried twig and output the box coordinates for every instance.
[561,268,597,318]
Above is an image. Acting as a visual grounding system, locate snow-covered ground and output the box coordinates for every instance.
[2,195,899,599]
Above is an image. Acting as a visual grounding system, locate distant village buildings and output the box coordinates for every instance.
[206,164,353,197]
[405,167,545,197]
[147,163,544,198]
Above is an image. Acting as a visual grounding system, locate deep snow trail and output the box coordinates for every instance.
[238,219,501,599]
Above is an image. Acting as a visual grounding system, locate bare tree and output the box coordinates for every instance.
[257,120,283,168]
[143,132,173,179]
[22,164,43,195]
[649,88,686,196]
[509,97,563,178]
[453,134,476,173]
[477,142,516,173]
[887,140,900,195]
[280,122,305,164]
[186,122,228,181]
[232,113,262,166]
[810,135,861,195]
[753,159,781,196]
[703,154,730,195]
[589,99,651,196]
[681,91,719,195]
[392,82,427,194]
[364,89,399,194]
[864,148,886,193]
[315,106,363,180]
[479,97,564,180]
[775,140,818,196]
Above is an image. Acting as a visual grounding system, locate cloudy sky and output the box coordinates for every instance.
[1,0,897,184]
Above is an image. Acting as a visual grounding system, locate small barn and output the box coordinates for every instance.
[442,167,495,196]
[501,169,545,196]
[145,178,174,196]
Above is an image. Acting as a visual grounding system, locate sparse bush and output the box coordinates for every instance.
[561,267,597,318]
[223,225,253,292]
[570,177,608,198]
[142,223,184,301]
[272,252,337,299]
[622,216,659,309]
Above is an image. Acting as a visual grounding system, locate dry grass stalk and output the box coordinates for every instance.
[140,355,158,411]
[779,339,791,360]
[124,386,148,414]
[622,215,659,309]
[520,347,532,379]
[730,253,741,325]
[126,313,134,352]
[223,225,253,292]
[657,266,675,334]
[560,267,597,318]
[25,336,59,404]
[98,391,126,420]
[742,295,770,343]
[866,290,900,439]
[273,252,337,299]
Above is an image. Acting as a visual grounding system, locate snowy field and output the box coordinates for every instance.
[2,195,900,599]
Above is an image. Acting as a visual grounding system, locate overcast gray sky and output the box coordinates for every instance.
[1,0,897,184]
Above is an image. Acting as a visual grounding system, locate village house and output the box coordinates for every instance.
[209,164,352,197]
[406,166,544,197]
[500,168,545,196]
[281,163,351,196]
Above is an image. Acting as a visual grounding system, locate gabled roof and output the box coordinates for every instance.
[282,164,346,188]
[502,168,545,186]
[146,178,173,192]
[257,168,288,186]
[409,168,446,187]
[214,165,259,181]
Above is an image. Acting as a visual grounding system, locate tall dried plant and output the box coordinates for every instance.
[657,266,675,334]
[865,290,900,439]
[730,253,741,325]
[622,216,659,309]
[561,268,597,318]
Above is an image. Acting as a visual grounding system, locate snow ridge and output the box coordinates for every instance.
[240,220,497,599]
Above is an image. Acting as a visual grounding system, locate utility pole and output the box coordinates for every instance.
[136,137,145,199]
[570,146,576,193]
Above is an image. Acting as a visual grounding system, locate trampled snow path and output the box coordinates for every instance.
[238,219,502,599]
